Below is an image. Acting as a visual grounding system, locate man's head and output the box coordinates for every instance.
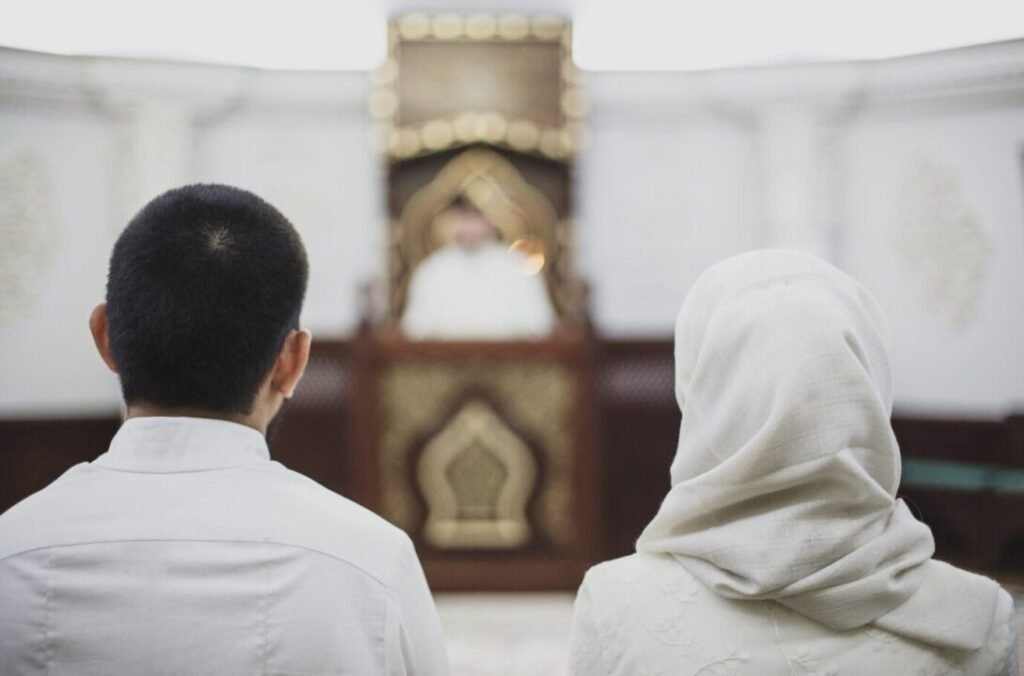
[445,201,498,252]
[452,208,495,251]
[90,184,310,429]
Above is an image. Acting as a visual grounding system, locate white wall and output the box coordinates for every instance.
[578,42,1024,415]
[1,41,1022,417]
[0,51,380,416]
[576,105,758,334]
[842,95,1024,415]
[0,96,122,416]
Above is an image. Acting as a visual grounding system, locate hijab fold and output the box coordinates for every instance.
[637,250,999,652]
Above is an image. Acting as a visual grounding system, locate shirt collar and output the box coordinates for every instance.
[93,416,271,473]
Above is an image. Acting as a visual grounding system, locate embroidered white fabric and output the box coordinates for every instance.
[570,553,1018,676]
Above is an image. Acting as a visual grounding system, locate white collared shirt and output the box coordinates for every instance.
[0,416,450,676]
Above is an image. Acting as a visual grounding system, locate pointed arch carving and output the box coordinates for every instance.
[388,146,577,322]
[416,399,538,549]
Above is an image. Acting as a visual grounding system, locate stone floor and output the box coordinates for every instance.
[437,589,1024,676]
[437,593,574,676]
[1011,586,1024,675]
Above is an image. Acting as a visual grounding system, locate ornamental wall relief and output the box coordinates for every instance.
[417,400,537,549]
[0,148,60,327]
[894,155,991,328]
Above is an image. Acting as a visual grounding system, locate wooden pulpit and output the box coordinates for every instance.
[347,330,599,590]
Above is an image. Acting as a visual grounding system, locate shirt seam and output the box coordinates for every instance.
[88,462,270,475]
[383,591,395,675]
[1,538,401,594]
[260,541,270,676]
[43,547,54,675]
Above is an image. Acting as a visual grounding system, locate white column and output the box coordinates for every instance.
[753,103,832,257]
[118,100,194,219]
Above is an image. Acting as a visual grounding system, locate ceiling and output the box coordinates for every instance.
[0,0,1021,71]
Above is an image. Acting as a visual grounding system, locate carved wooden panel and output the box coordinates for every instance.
[349,333,599,590]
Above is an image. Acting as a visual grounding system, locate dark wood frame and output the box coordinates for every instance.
[348,328,600,590]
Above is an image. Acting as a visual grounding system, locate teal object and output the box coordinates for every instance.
[901,458,1024,494]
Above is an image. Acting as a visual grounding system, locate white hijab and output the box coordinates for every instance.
[637,249,1000,652]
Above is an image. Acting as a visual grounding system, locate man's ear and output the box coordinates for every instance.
[271,329,312,399]
[89,303,118,373]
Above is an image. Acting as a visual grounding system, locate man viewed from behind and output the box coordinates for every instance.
[0,184,449,675]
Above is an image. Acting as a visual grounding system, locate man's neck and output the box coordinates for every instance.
[125,404,267,434]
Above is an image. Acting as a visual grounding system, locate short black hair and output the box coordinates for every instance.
[105,184,309,414]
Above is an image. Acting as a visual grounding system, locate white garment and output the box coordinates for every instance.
[0,416,450,676]
[568,249,1018,675]
[570,553,1018,675]
[402,243,555,340]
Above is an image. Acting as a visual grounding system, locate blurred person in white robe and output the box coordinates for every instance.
[402,202,555,340]
[568,249,1018,675]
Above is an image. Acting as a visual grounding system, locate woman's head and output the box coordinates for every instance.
[636,250,1005,649]
[639,249,936,631]
[668,249,897,491]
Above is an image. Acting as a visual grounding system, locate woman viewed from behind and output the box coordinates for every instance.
[568,250,1018,675]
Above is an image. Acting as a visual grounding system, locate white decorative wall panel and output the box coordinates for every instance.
[842,101,1024,414]
[0,102,121,415]
[0,147,59,326]
[894,154,991,328]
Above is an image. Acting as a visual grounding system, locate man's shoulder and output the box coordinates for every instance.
[585,552,679,583]
[0,462,92,524]
[581,552,705,605]
[413,246,459,274]
[259,462,407,542]
[0,460,417,591]
[0,462,94,551]
[233,462,416,584]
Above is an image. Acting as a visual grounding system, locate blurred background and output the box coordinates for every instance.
[1,1,1023,673]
